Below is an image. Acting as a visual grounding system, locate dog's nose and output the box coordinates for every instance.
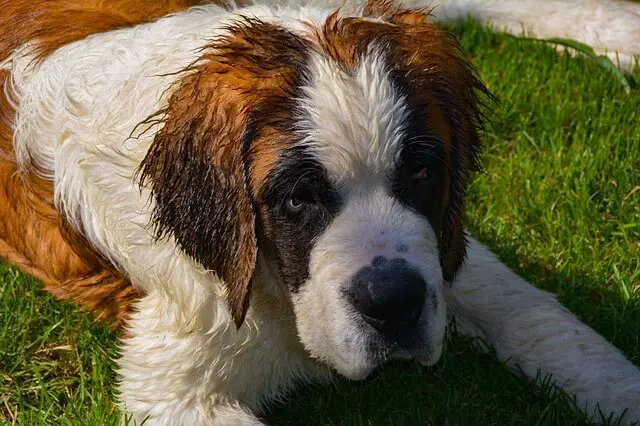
[346,257,426,333]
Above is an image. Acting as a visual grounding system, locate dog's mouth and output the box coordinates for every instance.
[330,338,444,381]
[416,344,443,366]
[345,312,444,372]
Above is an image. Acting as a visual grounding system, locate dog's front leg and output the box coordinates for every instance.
[445,237,640,424]
[115,276,326,426]
[116,291,269,425]
[120,397,265,426]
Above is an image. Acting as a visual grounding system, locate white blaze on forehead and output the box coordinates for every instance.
[297,48,409,184]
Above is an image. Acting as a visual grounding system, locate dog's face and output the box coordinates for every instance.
[139,1,486,379]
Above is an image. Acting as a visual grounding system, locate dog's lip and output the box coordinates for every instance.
[417,357,438,366]
[416,344,443,366]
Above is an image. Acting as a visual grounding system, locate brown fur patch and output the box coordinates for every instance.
[0,0,226,63]
[0,72,138,327]
[0,1,221,326]
[314,0,489,280]
[138,19,310,327]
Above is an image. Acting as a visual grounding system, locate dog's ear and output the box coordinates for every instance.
[437,128,482,282]
[403,23,487,283]
[139,20,309,326]
[139,70,257,327]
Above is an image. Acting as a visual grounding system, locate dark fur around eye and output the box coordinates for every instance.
[392,136,448,235]
[259,147,342,290]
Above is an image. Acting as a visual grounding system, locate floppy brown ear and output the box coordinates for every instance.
[438,125,479,282]
[139,71,257,327]
[138,19,310,327]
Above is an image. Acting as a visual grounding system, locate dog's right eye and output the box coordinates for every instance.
[286,189,316,214]
[287,195,306,213]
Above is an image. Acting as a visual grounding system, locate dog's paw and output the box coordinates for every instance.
[213,404,267,426]
[120,402,266,426]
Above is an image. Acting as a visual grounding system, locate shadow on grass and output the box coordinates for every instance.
[265,236,639,426]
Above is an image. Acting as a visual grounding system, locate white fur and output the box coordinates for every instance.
[293,186,446,379]
[298,50,408,183]
[450,238,640,422]
[2,1,639,425]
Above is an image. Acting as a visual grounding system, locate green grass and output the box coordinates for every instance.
[1,20,639,425]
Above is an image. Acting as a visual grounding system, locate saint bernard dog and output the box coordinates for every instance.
[0,0,639,424]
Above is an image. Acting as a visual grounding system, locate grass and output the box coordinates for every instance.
[1,19,639,426]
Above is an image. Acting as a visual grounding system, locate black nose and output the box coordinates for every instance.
[345,256,426,333]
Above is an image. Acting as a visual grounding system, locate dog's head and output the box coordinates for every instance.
[139,0,487,379]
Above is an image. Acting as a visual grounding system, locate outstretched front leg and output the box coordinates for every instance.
[278,0,640,71]
[446,237,640,423]
[424,0,640,72]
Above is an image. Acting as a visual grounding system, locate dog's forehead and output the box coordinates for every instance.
[243,11,473,197]
[244,16,413,194]
[296,49,408,186]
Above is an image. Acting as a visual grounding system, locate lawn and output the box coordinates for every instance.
[1,18,639,426]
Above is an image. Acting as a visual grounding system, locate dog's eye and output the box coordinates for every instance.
[287,196,305,213]
[412,166,429,182]
[286,189,316,214]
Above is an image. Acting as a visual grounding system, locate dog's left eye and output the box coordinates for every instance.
[412,166,429,183]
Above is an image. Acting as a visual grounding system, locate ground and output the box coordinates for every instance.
[1,18,639,426]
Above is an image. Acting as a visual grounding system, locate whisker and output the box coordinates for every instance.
[439,247,467,260]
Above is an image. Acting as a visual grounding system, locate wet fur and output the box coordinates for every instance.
[1,0,639,424]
